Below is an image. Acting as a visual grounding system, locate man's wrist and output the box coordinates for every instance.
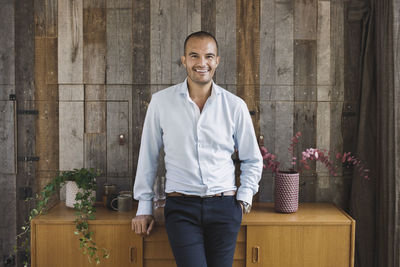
[238,200,251,214]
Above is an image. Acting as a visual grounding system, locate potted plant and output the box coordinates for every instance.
[15,168,109,266]
[260,132,369,213]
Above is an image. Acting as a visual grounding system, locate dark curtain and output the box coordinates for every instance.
[348,0,398,266]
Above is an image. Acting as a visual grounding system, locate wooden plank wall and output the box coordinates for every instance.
[0,0,355,218]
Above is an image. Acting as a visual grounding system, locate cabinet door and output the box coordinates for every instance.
[34,223,142,267]
[246,225,351,267]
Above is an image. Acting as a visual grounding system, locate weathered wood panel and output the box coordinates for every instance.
[0,0,15,85]
[275,0,293,85]
[259,101,275,202]
[35,38,58,100]
[84,133,106,174]
[0,101,16,174]
[83,0,106,84]
[275,101,294,171]
[317,1,331,87]
[216,0,236,85]
[85,84,106,134]
[150,0,171,85]
[106,0,133,84]
[0,173,16,260]
[132,0,151,84]
[260,85,294,101]
[187,0,201,33]
[46,0,58,37]
[107,85,132,177]
[15,0,35,264]
[294,40,317,101]
[260,0,274,85]
[294,0,317,40]
[331,0,344,102]
[59,85,84,170]
[58,0,83,84]
[34,0,46,37]
[132,0,151,180]
[107,101,129,177]
[394,0,400,231]
[0,85,15,101]
[294,102,317,174]
[316,101,330,173]
[171,0,188,84]
[201,0,216,36]
[236,0,260,136]
[36,99,59,172]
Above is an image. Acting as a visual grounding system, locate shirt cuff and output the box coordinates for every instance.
[136,200,153,216]
[236,187,254,206]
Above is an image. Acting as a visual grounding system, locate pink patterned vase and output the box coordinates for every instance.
[274,171,299,213]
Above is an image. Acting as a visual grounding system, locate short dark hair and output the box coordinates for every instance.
[183,31,219,55]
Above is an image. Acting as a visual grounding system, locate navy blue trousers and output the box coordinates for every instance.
[164,196,243,267]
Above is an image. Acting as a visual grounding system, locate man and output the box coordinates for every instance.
[132,31,263,267]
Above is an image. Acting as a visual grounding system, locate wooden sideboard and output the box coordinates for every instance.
[31,202,355,267]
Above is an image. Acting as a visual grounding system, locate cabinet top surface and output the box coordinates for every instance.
[32,202,354,225]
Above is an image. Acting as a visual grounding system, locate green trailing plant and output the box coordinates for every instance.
[14,168,109,266]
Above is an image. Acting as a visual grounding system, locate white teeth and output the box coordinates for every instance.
[195,69,208,73]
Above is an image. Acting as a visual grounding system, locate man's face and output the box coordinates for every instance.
[181,37,220,86]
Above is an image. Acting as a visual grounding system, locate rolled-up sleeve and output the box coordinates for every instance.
[234,100,263,205]
[133,95,163,215]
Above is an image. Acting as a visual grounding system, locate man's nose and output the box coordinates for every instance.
[198,56,207,66]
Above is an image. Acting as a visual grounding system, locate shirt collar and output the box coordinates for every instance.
[178,78,221,99]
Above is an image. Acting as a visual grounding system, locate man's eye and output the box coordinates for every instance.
[191,55,198,58]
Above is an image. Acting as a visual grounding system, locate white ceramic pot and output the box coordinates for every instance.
[65,181,96,208]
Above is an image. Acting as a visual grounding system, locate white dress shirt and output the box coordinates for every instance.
[134,79,263,215]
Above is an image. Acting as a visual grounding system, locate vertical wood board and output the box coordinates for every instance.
[83,0,106,84]
[216,0,236,85]
[107,85,133,177]
[84,133,106,174]
[107,101,129,176]
[294,102,317,174]
[316,101,330,173]
[36,98,59,172]
[201,0,216,36]
[171,0,188,84]
[275,101,294,171]
[34,0,46,37]
[85,84,106,133]
[0,0,15,85]
[0,101,15,174]
[187,0,201,33]
[46,0,58,37]
[132,0,151,84]
[58,0,83,84]
[294,0,317,40]
[236,0,260,136]
[260,0,275,85]
[331,0,344,102]
[294,40,317,86]
[317,1,331,86]
[150,0,172,85]
[275,0,293,85]
[59,85,84,170]
[106,3,133,84]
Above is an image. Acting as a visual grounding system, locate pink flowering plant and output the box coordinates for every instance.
[260,132,370,179]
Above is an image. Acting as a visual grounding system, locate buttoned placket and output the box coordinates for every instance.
[186,92,214,190]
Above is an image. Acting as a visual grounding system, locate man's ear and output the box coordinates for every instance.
[181,55,186,68]
[216,56,220,66]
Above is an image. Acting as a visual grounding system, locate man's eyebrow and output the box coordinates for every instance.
[188,52,198,55]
